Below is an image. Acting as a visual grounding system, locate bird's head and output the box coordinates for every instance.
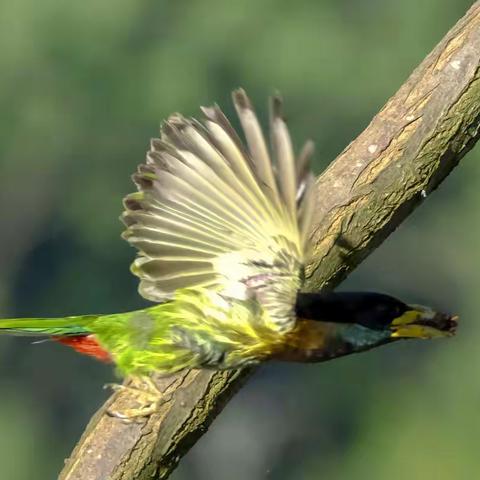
[292,292,458,361]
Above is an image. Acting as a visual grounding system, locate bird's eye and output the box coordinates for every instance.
[392,303,406,317]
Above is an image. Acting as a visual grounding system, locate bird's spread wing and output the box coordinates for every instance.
[122,89,316,332]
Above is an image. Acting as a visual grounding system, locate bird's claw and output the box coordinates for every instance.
[107,403,160,423]
[104,376,170,422]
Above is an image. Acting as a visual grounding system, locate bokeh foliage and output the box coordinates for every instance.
[0,0,477,478]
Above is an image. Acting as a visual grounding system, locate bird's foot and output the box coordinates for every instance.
[104,376,170,422]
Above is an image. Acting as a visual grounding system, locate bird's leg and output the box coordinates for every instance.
[105,376,171,421]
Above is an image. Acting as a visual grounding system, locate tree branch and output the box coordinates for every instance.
[59,3,480,479]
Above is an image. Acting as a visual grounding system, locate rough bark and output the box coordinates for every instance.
[59,3,480,479]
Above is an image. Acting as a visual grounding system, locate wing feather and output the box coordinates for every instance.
[270,94,297,222]
[232,90,280,207]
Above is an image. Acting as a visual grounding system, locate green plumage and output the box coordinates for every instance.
[0,288,284,374]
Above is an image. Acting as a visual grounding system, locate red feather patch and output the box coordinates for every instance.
[54,335,112,363]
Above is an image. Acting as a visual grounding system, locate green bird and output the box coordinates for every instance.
[0,90,457,414]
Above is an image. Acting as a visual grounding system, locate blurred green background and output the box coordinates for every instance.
[0,0,478,478]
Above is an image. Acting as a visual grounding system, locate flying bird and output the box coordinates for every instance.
[0,90,457,416]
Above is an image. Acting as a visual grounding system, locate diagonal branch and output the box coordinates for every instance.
[59,3,480,479]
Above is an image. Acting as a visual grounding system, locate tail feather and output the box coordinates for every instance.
[0,315,98,337]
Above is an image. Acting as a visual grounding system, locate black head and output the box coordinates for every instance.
[296,291,408,330]
[295,291,457,338]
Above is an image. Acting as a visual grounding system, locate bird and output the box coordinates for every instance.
[0,89,457,416]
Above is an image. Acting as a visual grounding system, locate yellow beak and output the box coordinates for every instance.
[390,304,458,339]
